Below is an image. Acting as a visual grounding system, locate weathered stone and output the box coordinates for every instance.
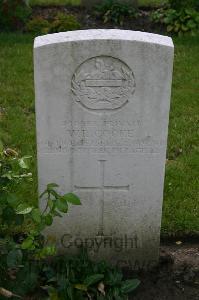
[34,30,174,268]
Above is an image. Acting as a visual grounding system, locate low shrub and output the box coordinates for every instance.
[50,13,81,33]
[168,0,199,10]
[0,0,32,31]
[26,13,81,34]
[95,0,137,25]
[0,141,80,296]
[26,16,50,34]
[41,251,140,299]
[151,8,199,35]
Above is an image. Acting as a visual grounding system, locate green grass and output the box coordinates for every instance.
[0,34,37,205]
[162,36,199,235]
[30,0,166,7]
[0,33,198,235]
[30,0,81,6]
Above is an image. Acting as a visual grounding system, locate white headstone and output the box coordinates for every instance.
[34,30,174,269]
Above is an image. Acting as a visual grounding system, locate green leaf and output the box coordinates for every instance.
[31,208,42,223]
[185,9,194,15]
[84,274,104,287]
[187,20,196,29]
[167,25,174,32]
[2,172,12,180]
[56,197,68,213]
[121,279,140,294]
[48,289,60,300]
[49,189,59,199]
[181,24,189,31]
[7,249,23,268]
[15,214,24,225]
[21,237,34,249]
[195,15,199,24]
[2,206,15,224]
[53,210,62,217]
[16,203,33,215]
[47,183,59,190]
[6,193,19,207]
[74,284,87,291]
[48,199,54,210]
[43,245,56,256]
[18,156,31,169]
[45,214,53,226]
[63,193,81,205]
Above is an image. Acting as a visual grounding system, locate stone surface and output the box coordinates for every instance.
[34,29,174,268]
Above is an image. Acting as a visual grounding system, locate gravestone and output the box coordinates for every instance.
[34,30,174,268]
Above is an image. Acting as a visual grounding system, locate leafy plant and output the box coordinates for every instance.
[50,13,81,33]
[95,0,137,25]
[151,7,199,35]
[0,142,140,298]
[0,141,81,296]
[26,13,81,35]
[0,0,32,31]
[42,251,140,299]
[26,16,50,34]
[168,0,199,10]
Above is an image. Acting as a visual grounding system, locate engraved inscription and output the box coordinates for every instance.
[74,160,129,236]
[71,56,135,111]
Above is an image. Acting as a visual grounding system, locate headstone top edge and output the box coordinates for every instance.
[34,29,174,49]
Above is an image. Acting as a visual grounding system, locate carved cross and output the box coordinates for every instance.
[74,160,129,236]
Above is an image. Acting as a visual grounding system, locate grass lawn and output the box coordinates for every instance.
[0,33,198,236]
[30,0,81,5]
[30,0,167,7]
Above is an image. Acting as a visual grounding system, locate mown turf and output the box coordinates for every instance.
[0,33,198,235]
[162,36,199,235]
[30,0,81,6]
[30,0,166,7]
[0,34,37,205]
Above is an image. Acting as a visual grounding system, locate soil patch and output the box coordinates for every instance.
[127,244,199,300]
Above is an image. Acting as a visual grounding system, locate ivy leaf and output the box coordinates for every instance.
[63,193,81,205]
[121,279,140,294]
[56,198,68,213]
[16,203,33,215]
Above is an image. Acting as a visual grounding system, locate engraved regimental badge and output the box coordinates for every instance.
[71,56,135,111]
